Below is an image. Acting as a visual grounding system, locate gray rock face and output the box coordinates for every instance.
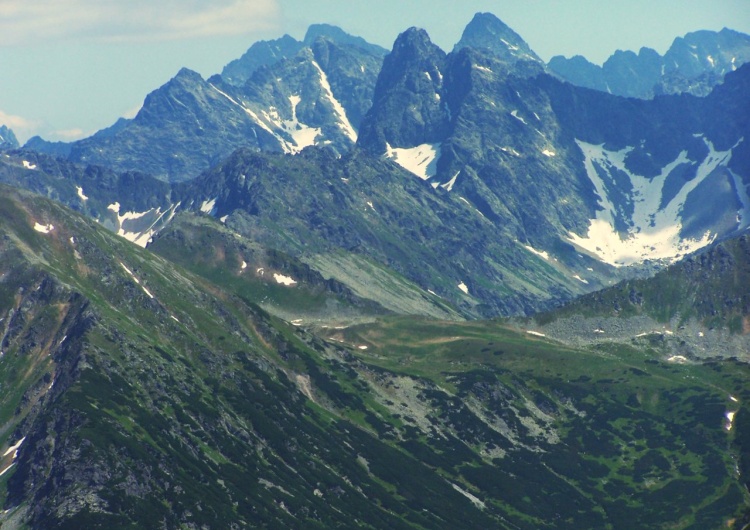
[68,68,277,182]
[220,24,387,88]
[358,27,449,153]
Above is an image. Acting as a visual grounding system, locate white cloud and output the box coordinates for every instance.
[122,104,143,120]
[51,128,87,141]
[0,0,281,46]
[0,109,41,141]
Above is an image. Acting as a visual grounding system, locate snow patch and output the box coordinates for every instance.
[281,94,321,151]
[510,110,527,125]
[667,355,688,364]
[200,197,217,214]
[452,483,486,510]
[33,222,54,234]
[572,274,589,284]
[473,64,493,74]
[386,142,441,180]
[113,203,179,248]
[526,330,546,337]
[210,83,298,154]
[458,196,486,219]
[119,262,154,299]
[541,149,556,157]
[107,202,121,213]
[458,282,469,295]
[241,261,247,271]
[76,186,88,201]
[273,273,297,286]
[730,169,750,230]
[3,437,25,458]
[725,411,736,431]
[441,171,460,192]
[22,160,36,170]
[311,60,357,142]
[523,244,549,261]
[500,38,519,51]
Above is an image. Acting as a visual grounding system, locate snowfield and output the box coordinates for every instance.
[386,142,441,180]
[33,222,54,234]
[567,137,738,266]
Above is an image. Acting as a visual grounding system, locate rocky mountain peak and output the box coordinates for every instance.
[390,27,444,60]
[357,27,448,152]
[303,23,388,56]
[0,125,20,149]
[454,12,543,65]
[549,27,750,98]
[220,34,303,86]
[664,28,750,78]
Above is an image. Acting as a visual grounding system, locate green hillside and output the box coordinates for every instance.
[0,185,748,529]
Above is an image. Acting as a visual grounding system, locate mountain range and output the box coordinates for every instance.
[548,27,750,98]
[0,10,749,528]
[4,13,749,320]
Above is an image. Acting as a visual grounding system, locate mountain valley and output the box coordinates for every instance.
[1,10,749,529]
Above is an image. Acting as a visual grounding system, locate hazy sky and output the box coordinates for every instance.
[2,0,748,143]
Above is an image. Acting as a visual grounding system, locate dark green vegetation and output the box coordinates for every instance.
[0,185,748,529]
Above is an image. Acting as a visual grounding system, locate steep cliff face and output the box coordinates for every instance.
[358,28,449,153]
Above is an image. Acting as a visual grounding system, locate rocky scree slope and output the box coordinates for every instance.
[532,230,750,361]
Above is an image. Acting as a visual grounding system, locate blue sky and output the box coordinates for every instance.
[1,0,748,143]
